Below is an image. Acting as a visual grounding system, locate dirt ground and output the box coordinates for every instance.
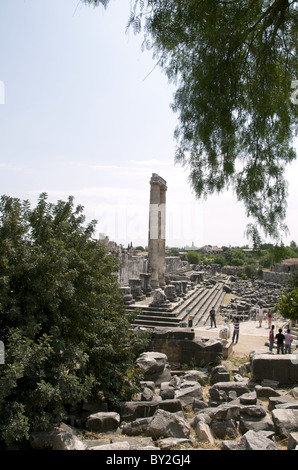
[194,317,289,358]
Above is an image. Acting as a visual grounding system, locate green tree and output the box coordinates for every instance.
[231,257,245,267]
[213,255,226,267]
[0,194,147,447]
[186,250,201,264]
[276,287,298,322]
[84,0,297,244]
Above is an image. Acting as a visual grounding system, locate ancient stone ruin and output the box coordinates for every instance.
[29,349,298,451]
[27,173,298,451]
[148,173,167,289]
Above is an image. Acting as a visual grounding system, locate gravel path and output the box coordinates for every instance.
[194,319,288,356]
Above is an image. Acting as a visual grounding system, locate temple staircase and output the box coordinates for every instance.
[130,280,227,329]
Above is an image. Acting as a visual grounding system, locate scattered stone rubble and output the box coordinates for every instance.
[29,350,298,451]
[220,278,288,321]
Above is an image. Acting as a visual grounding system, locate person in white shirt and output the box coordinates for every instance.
[258,306,264,327]
[285,329,293,354]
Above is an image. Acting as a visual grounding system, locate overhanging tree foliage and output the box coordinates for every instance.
[275,267,298,321]
[276,287,298,321]
[0,194,147,447]
[83,0,297,244]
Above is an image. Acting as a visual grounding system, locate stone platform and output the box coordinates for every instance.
[129,280,227,329]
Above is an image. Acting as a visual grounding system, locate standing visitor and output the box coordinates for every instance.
[232,317,240,344]
[269,325,275,352]
[258,306,264,327]
[275,328,285,354]
[209,307,217,328]
[285,329,293,354]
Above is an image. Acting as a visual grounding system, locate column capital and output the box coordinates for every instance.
[150,173,167,190]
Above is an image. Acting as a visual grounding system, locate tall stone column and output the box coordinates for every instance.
[148,173,167,289]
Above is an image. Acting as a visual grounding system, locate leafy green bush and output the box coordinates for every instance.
[186,251,201,264]
[0,194,148,447]
[276,287,298,323]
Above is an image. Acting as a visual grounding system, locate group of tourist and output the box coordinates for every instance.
[258,306,294,354]
[209,306,295,353]
[268,325,294,354]
[258,306,273,328]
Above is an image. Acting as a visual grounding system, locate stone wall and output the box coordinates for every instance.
[165,257,191,274]
[251,353,298,385]
[261,271,291,285]
[118,255,191,287]
[118,254,148,286]
[149,328,223,367]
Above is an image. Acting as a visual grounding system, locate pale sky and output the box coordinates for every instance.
[0,0,297,248]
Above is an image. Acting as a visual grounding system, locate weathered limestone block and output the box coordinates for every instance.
[255,385,281,399]
[171,281,184,297]
[120,286,135,305]
[268,395,298,411]
[30,423,82,450]
[158,437,192,450]
[139,273,152,297]
[83,438,110,448]
[175,383,203,408]
[210,419,238,440]
[164,284,178,302]
[221,430,278,450]
[239,430,279,450]
[136,351,171,384]
[183,370,208,385]
[86,412,120,433]
[121,418,152,436]
[210,365,230,385]
[209,404,241,422]
[271,409,298,438]
[240,404,268,418]
[111,436,155,450]
[119,399,183,422]
[196,421,215,445]
[149,288,171,310]
[150,328,222,367]
[239,391,258,405]
[287,432,298,450]
[52,432,86,451]
[239,414,275,434]
[87,442,131,450]
[129,279,146,301]
[141,387,154,401]
[190,273,203,284]
[146,409,190,440]
[209,382,250,406]
[252,354,298,385]
[160,382,175,400]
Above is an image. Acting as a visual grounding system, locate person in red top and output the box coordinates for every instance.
[269,325,275,352]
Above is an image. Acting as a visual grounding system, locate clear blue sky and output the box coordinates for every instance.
[0,0,297,248]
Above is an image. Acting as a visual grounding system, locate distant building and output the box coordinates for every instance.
[274,258,298,273]
[184,242,200,251]
[201,245,223,253]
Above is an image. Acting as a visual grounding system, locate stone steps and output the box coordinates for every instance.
[131,282,226,329]
[197,288,226,327]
